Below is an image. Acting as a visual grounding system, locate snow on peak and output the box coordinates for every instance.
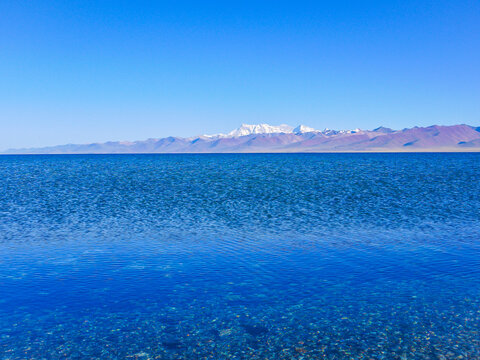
[227,123,294,137]
[203,123,358,138]
[293,125,318,133]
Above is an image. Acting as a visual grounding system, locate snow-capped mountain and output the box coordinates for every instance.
[228,123,295,137]
[4,124,480,154]
[206,123,359,137]
[205,123,300,138]
[293,125,318,133]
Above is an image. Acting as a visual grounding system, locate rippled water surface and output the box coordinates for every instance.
[1,153,480,359]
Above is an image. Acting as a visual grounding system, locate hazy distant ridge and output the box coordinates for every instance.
[5,124,480,154]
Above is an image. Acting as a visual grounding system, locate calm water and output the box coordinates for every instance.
[1,154,480,359]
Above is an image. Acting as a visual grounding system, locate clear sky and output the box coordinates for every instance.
[1,1,479,149]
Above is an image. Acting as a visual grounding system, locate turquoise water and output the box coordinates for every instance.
[1,153,480,359]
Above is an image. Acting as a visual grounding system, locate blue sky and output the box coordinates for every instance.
[1,1,479,148]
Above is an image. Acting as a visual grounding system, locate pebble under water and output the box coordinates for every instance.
[1,153,480,359]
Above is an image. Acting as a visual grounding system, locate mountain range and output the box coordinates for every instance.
[4,123,480,154]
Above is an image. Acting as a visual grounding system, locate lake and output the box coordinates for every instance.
[1,153,480,359]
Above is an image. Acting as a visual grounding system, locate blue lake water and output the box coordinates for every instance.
[1,153,480,359]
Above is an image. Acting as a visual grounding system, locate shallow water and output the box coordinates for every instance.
[1,153,480,359]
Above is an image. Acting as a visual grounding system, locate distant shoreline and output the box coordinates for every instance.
[2,149,480,155]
